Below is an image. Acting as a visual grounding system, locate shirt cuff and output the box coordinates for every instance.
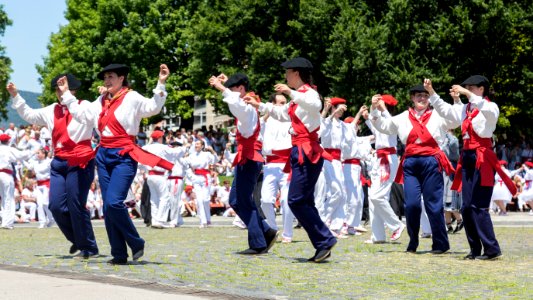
[258,102,271,114]
[468,94,484,107]
[61,90,77,105]
[153,81,167,96]
[429,93,440,106]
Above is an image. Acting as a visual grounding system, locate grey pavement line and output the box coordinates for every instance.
[0,263,269,300]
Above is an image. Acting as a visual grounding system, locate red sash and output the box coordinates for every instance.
[343,158,361,165]
[343,158,371,186]
[37,179,50,188]
[233,93,264,166]
[98,88,173,171]
[395,108,455,184]
[194,169,210,186]
[168,176,183,194]
[376,147,397,183]
[148,170,165,175]
[52,103,95,168]
[286,86,332,172]
[0,168,13,175]
[266,148,291,164]
[451,104,516,194]
[324,148,341,161]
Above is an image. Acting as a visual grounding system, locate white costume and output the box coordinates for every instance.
[24,158,55,228]
[260,116,294,240]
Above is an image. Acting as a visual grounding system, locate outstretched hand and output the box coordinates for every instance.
[56,76,70,96]
[243,95,261,108]
[209,76,226,92]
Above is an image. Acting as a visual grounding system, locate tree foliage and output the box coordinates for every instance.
[37,0,533,136]
[0,4,12,119]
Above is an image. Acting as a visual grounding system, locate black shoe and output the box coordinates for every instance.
[430,249,449,255]
[475,252,503,260]
[453,221,464,233]
[69,244,78,255]
[237,248,266,255]
[107,258,128,265]
[73,250,99,259]
[294,223,302,229]
[132,247,144,261]
[310,242,336,263]
[463,253,475,260]
[405,249,416,254]
[264,229,279,253]
[446,224,454,233]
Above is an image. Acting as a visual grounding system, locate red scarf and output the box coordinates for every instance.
[451,103,516,194]
[395,108,455,183]
[233,92,264,166]
[98,88,173,171]
[52,103,95,168]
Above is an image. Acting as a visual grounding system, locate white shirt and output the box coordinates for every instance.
[62,82,167,137]
[365,113,397,150]
[222,89,259,138]
[142,142,184,173]
[342,124,373,161]
[0,144,32,170]
[259,87,322,133]
[262,117,292,156]
[4,128,17,146]
[24,158,52,181]
[320,117,345,149]
[11,94,95,148]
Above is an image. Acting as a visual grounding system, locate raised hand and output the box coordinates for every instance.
[56,76,70,96]
[274,83,291,95]
[423,78,435,95]
[209,76,226,92]
[217,73,228,84]
[97,86,108,95]
[371,94,382,110]
[243,95,260,108]
[159,64,170,83]
[6,82,18,98]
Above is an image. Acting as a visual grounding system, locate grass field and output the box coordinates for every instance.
[0,224,531,299]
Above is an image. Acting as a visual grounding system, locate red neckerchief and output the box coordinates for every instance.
[52,103,95,168]
[233,92,264,166]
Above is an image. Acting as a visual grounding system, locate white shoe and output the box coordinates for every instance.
[364,239,385,244]
[331,229,349,239]
[353,225,368,233]
[46,220,56,227]
[529,211,533,216]
[232,219,246,229]
[38,223,46,229]
[391,223,405,241]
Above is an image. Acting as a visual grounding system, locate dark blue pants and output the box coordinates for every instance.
[49,157,98,254]
[403,156,449,252]
[460,150,500,256]
[288,147,336,250]
[97,148,144,260]
[229,159,271,250]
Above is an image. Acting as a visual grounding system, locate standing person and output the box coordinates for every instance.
[183,140,218,228]
[209,73,278,254]
[451,75,517,260]
[490,160,513,215]
[442,128,463,233]
[341,107,373,235]
[246,57,337,262]
[59,64,173,264]
[370,81,459,254]
[7,75,99,257]
[23,147,55,228]
[517,162,533,214]
[364,95,406,244]
[260,93,295,243]
[167,141,188,227]
[142,129,184,228]
[320,97,348,238]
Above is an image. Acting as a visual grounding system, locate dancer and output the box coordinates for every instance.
[8,75,99,257]
[209,73,278,254]
[59,64,172,264]
[247,57,336,262]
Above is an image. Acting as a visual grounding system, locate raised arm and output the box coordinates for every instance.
[136,64,169,118]
[451,84,499,124]
[7,82,50,126]
[424,79,461,129]
[369,94,399,135]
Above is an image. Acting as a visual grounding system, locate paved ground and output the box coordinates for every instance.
[0,213,531,299]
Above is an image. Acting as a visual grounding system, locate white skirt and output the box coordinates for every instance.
[491,181,512,202]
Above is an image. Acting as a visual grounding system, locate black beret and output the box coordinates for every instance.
[97,64,130,80]
[223,73,249,88]
[461,75,489,87]
[50,73,81,90]
[169,141,183,147]
[281,57,313,70]
[409,84,428,94]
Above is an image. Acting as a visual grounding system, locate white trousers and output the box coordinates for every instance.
[146,174,172,224]
[167,178,185,226]
[0,173,15,228]
[193,175,211,225]
[420,199,432,234]
[368,154,403,241]
[260,163,294,238]
[343,163,364,228]
[36,185,54,226]
[87,200,102,219]
[314,171,327,221]
[322,159,346,230]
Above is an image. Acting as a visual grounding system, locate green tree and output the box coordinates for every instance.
[0,4,12,120]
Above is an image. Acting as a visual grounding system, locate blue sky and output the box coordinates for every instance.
[3,0,67,93]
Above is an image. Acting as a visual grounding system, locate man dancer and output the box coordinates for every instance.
[209,73,278,255]
[260,93,295,243]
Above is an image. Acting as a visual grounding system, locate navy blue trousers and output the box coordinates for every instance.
[229,159,271,250]
[97,148,144,260]
[403,156,449,252]
[49,157,98,254]
[288,147,336,251]
[460,150,500,256]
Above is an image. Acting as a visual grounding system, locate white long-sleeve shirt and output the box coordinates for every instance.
[320,117,346,149]
[259,86,322,133]
[341,123,373,161]
[11,94,95,147]
[24,158,52,181]
[366,111,398,150]
[0,145,32,171]
[141,142,185,173]
[222,89,259,139]
[456,95,499,139]
[262,117,292,156]
[61,82,167,137]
